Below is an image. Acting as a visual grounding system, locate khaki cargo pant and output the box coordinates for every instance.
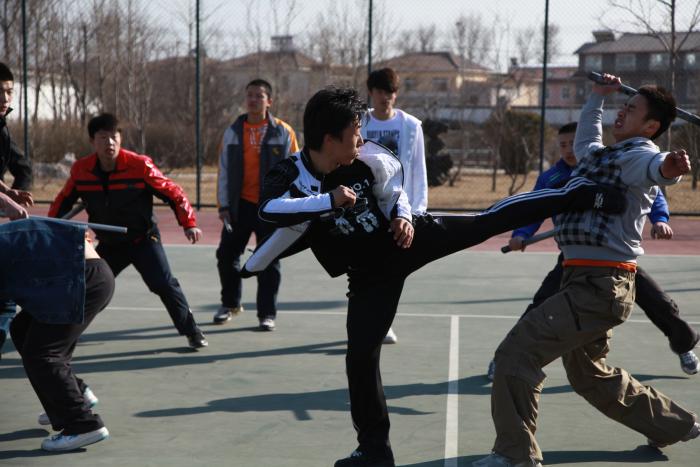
[491,265,696,463]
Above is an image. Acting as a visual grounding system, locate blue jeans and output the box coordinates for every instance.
[96,228,199,335]
[0,218,86,324]
[217,199,280,319]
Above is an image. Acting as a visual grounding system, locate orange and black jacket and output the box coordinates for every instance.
[49,149,197,245]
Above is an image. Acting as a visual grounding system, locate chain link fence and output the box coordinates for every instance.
[3,0,699,213]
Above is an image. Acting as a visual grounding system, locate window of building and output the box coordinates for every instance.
[685,53,698,69]
[432,78,448,92]
[649,53,670,70]
[688,79,698,99]
[584,54,602,71]
[404,78,416,92]
[615,53,636,71]
[561,86,571,99]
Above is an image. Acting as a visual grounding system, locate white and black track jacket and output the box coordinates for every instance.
[246,141,411,277]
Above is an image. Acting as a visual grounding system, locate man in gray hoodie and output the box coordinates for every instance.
[476,74,698,467]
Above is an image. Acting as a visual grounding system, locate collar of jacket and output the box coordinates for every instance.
[88,148,136,174]
[596,136,656,156]
[300,147,325,180]
[0,107,11,126]
[232,111,279,133]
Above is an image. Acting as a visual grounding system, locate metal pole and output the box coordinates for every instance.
[367,0,373,77]
[195,0,202,210]
[538,0,550,174]
[21,0,29,161]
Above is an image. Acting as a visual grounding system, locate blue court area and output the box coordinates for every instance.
[1,246,699,466]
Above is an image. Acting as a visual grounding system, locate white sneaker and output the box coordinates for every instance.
[383,327,398,344]
[41,426,109,451]
[487,359,496,382]
[680,350,700,375]
[259,318,275,331]
[648,421,700,449]
[38,386,98,427]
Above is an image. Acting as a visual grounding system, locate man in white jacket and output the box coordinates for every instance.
[362,67,427,344]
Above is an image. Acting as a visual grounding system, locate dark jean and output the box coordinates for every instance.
[217,199,281,319]
[10,259,115,435]
[96,229,198,336]
[521,253,700,354]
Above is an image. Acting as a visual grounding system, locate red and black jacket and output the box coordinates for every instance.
[49,149,197,245]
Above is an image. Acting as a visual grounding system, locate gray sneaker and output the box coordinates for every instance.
[213,305,243,324]
[487,359,496,382]
[680,350,700,375]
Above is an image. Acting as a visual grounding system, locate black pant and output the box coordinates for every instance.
[97,230,198,336]
[521,253,700,354]
[217,199,281,319]
[10,259,115,435]
[344,179,600,451]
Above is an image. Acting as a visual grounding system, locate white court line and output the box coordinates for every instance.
[106,307,700,325]
[444,315,460,467]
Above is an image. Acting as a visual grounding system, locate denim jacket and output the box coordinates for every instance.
[0,218,86,324]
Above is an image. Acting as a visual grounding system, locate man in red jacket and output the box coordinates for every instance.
[49,113,207,349]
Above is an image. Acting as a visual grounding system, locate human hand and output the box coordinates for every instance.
[651,221,673,239]
[592,73,621,96]
[7,189,33,206]
[660,150,691,179]
[508,236,527,252]
[331,185,356,208]
[185,227,202,244]
[0,192,29,220]
[390,217,414,249]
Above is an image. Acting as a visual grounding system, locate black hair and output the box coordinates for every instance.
[366,68,399,93]
[558,122,577,135]
[0,62,14,82]
[88,113,120,139]
[246,78,273,98]
[637,85,677,140]
[303,87,366,151]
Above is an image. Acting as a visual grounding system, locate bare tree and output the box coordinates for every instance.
[515,23,562,65]
[604,0,700,95]
[450,13,493,66]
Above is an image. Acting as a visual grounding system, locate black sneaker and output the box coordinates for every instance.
[186,331,208,349]
[334,448,395,467]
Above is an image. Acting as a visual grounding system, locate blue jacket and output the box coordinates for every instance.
[512,158,669,240]
[0,218,86,324]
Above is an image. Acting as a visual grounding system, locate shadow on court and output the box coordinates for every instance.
[132,373,688,422]
[397,446,668,466]
[0,339,348,379]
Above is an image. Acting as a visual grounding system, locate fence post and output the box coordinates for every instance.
[538,0,550,174]
[367,0,373,87]
[21,0,29,161]
[195,0,202,210]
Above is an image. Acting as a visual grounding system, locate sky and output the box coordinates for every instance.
[151,0,700,69]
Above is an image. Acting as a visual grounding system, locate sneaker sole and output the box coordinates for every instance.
[42,429,109,451]
[213,316,232,324]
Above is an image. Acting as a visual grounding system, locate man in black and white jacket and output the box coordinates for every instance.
[246,86,626,467]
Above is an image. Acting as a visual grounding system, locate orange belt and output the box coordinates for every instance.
[563,259,637,273]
